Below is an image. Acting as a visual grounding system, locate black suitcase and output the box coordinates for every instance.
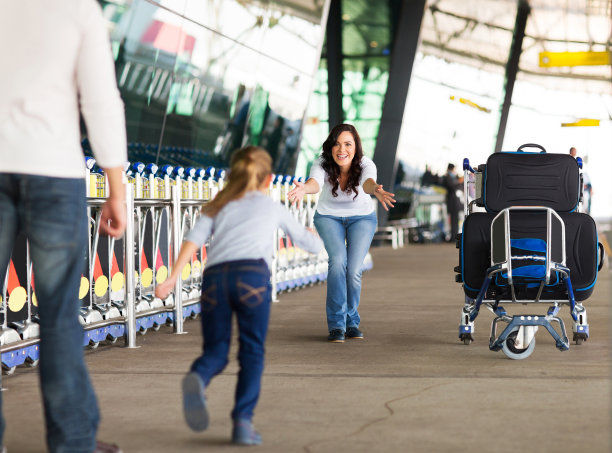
[459,211,600,302]
[482,144,581,213]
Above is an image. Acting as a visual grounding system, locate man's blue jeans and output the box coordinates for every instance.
[190,259,271,421]
[314,211,377,332]
[0,174,99,452]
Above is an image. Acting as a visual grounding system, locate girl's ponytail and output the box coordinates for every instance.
[201,146,272,217]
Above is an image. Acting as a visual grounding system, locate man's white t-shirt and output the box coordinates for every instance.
[0,0,127,178]
[308,156,377,216]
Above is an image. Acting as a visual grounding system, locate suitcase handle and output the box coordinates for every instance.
[517,143,546,153]
[598,242,605,272]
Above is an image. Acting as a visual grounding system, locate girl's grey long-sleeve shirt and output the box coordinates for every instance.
[185,191,323,269]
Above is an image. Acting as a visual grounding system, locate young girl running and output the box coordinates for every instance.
[155,146,322,446]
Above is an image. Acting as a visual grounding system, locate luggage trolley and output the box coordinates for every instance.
[455,144,605,359]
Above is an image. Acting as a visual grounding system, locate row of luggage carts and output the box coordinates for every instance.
[0,159,337,375]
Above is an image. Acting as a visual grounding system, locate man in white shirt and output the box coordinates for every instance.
[0,1,127,452]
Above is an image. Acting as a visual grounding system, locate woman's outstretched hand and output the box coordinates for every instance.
[287,180,305,205]
[374,184,396,211]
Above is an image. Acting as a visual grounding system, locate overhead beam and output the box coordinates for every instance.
[494,0,530,154]
[539,51,611,67]
[419,40,612,83]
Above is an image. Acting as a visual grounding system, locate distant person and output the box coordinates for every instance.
[569,147,593,214]
[262,116,285,165]
[287,124,395,343]
[421,165,435,187]
[155,147,322,446]
[442,163,463,241]
[275,127,299,174]
[395,161,406,187]
[0,1,127,452]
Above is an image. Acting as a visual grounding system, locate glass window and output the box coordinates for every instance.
[94,0,327,173]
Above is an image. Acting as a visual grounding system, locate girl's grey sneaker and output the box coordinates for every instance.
[182,372,209,431]
[327,329,345,342]
[346,326,364,339]
[232,419,262,445]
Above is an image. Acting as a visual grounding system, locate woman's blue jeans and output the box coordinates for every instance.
[314,211,377,332]
[0,174,98,453]
[190,259,271,421]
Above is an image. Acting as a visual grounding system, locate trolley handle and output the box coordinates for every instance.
[598,242,605,272]
[463,158,475,173]
[517,143,546,153]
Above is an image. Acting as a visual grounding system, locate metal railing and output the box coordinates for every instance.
[0,164,329,374]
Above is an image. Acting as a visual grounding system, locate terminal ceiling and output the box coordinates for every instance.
[267,0,611,94]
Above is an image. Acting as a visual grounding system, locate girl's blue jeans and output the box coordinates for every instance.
[190,259,271,421]
[314,211,377,332]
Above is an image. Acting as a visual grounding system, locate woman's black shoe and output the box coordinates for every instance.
[327,329,345,342]
[346,326,364,339]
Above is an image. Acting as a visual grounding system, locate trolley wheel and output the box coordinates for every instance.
[138,327,147,336]
[2,364,16,376]
[106,335,118,344]
[152,323,161,331]
[573,332,587,345]
[25,358,39,368]
[189,312,199,320]
[88,341,100,350]
[502,327,536,360]
[459,333,473,345]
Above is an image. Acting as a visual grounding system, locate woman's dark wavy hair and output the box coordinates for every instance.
[320,123,363,199]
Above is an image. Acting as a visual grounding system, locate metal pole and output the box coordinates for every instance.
[372,0,427,227]
[494,0,530,153]
[172,185,186,334]
[326,0,343,128]
[124,183,139,348]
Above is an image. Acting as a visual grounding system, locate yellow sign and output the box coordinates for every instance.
[141,268,153,288]
[156,266,168,284]
[79,276,89,299]
[561,119,600,127]
[94,275,109,297]
[450,96,491,113]
[111,272,125,292]
[8,287,27,312]
[540,51,611,67]
[181,263,191,281]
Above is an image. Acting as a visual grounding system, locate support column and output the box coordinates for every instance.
[494,0,531,153]
[326,0,343,128]
[372,0,426,226]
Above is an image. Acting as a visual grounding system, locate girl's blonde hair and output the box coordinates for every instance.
[201,146,272,217]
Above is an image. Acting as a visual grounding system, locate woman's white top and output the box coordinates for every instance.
[309,156,377,216]
[0,0,127,178]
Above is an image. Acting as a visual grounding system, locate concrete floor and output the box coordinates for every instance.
[2,244,610,452]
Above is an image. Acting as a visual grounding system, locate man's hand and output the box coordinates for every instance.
[99,195,126,238]
[99,166,127,238]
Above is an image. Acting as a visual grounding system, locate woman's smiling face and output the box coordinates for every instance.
[332,131,355,170]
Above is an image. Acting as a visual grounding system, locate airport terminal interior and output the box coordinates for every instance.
[1,0,611,452]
